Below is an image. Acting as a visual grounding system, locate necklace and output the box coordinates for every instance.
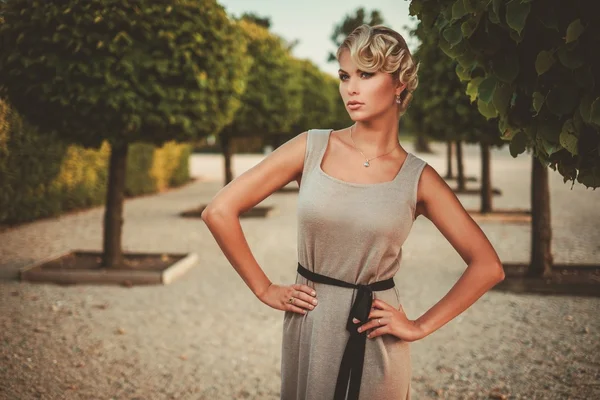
[349,124,399,167]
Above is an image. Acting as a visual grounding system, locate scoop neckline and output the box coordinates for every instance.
[317,129,413,187]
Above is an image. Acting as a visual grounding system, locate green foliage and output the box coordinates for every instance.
[288,59,340,133]
[410,0,600,188]
[0,99,190,224]
[406,22,504,147]
[0,0,250,147]
[222,19,302,138]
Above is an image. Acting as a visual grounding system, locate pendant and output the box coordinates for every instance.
[363,161,370,167]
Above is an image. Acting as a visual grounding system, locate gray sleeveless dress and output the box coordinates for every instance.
[281,129,428,400]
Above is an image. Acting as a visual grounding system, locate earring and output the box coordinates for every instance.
[395,94,402,104]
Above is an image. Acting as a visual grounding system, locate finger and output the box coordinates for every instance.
[293,290,319,308]
[367,309,392,320]
[367,325,391,339]
[371,299,392,310]
[286,302,309,315]
[285,291,317,310]
[288,288,318,309]
[357,317,389,334]
[293,284,317,297]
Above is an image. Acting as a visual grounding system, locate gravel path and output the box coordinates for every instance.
[1,142,598,399]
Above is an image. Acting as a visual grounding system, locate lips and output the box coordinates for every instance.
[347,101,364,110]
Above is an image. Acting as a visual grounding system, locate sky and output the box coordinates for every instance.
[218,0,419,77]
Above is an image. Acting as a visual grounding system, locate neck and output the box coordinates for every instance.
[351,116,403,155]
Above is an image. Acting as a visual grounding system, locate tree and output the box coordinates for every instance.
[240,12,271,29]
[409,0,600,277]
[218,18,303,184]
[0,0,250,267]
[288,59,341,134]
[327,7,385,62]
[409,21,504,209]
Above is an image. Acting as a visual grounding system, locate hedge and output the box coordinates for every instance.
[0,99,191,224]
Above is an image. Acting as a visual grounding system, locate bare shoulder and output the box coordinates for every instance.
[415,163,451,220]
[203,131,308,216]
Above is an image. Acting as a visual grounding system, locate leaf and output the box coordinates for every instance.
[478,76,497,104]
[466,77,484,102]
[566,19,584,44]
[477,98,498,119]
[535,50,555,76]
[493,84,513,115]
[557,45,584,69]
[438,35,467,58]
[443,23,463,47]
[560,119,578,156]
[590,98,600,126]
[506,0,531,36]
[542,138,562,156]
[455,64,472,81]
[452,0,468,20]
[579,94,594,123]
[532,92,545,114]
[538,6,558,30]
[456,51,476,69]
[538,116,561,142]
[577,169,600,189]
[509,130,528,157]
[499,119,513,140]
[461,19,479,38]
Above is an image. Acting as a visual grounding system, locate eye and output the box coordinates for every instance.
[360,72,373,78]
[338,74,349,81]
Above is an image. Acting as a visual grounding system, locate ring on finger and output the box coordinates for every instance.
[378,318,382,325]
[288,297,294,304]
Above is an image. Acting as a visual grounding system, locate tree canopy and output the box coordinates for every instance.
[410,0,600,188]
[0,0,250,148]
[221,19,303,138]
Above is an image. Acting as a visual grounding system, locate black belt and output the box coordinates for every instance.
[296,262,395,400]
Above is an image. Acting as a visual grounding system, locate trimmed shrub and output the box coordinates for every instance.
[0,99,191,224]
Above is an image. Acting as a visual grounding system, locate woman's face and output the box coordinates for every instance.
[337,48,405,121]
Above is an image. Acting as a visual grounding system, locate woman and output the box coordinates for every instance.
[202,24,505,400]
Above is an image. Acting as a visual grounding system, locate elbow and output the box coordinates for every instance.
[201,203,232,224]
[201,203,217,223]
[495,263,506,282]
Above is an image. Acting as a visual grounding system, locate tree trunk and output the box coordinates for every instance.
[414,134,433,153]
[102,142,128,268]
[221,132,233,185]
[529,155,553,277]
[444,140,453,179]
[456,140,466,191]
[480,142,492,213]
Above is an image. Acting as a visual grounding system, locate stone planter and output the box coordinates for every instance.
[495,263,600,297]
[452,187,502,195]
[181,204,277,219]
[467,209,531,223]
[19,251,198,286]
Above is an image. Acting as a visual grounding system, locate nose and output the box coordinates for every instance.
[346,76,359,96]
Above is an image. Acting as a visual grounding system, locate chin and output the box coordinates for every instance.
[348,113,373,122]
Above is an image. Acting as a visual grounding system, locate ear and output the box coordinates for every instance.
[395,81,407,96]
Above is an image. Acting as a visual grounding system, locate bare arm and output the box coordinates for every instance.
[201,131,310,301]
[412,164,505,338]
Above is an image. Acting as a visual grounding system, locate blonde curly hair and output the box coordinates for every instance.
[336,24,419,116]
